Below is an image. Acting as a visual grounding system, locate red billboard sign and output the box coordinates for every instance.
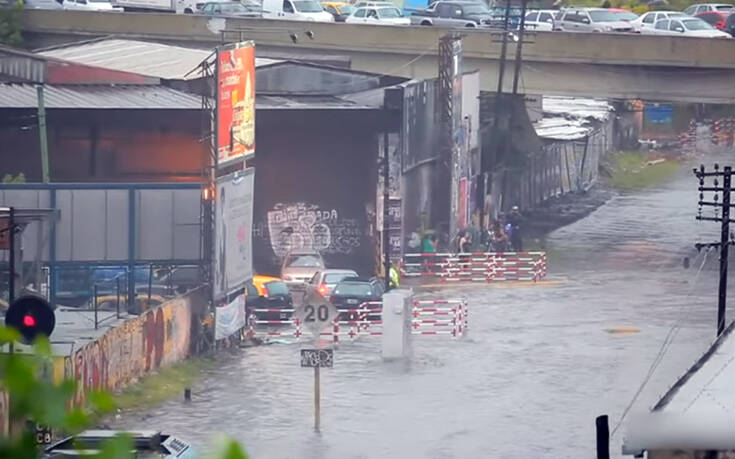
[217,42,256,166]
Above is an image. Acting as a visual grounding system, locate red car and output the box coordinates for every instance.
[696,10,733,29]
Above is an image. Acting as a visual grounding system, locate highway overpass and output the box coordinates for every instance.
[18,10,735,103]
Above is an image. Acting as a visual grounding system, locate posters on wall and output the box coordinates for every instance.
[217,41,256,167]
[214,168,254,300]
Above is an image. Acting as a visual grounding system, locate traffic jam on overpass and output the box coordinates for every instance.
[4,2,735,458]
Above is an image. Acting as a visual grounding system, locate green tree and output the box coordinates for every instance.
[0,1,22,47]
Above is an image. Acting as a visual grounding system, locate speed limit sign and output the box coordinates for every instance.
[293,289,339,339]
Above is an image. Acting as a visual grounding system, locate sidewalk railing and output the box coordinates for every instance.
[401,251,547,283]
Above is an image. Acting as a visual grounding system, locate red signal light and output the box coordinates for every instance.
[262,286,269,298]
[318,284,327,295]
[22,315,36,327]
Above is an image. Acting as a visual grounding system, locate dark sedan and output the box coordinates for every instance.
[329,277,384,320]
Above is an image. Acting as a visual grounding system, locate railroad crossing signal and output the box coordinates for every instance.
[292,289,339,340]
[5,295,55,344]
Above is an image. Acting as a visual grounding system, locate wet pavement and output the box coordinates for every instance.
[115,158,730,458]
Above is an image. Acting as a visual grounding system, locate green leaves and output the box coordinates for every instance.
[203,435,252,459]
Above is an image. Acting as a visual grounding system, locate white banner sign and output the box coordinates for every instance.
[215,294,247,341]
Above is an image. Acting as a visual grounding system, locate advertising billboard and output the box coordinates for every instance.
[214,168,254,300]
[217,41,256,167]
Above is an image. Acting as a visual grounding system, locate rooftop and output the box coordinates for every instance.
[37,38,280,81]
[0,83,201,109]
[533,96,612,140]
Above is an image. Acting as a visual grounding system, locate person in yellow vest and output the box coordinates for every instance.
[389,263,400,289]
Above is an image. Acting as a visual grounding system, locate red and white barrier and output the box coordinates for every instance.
[244,299,469,342]
[402,251,547,283]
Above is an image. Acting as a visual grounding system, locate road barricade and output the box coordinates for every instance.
[402,251,547,283]
[244,299,468,342]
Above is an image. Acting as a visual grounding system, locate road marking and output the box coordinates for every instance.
[605,327,641,334]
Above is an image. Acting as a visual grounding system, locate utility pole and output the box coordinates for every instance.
[37,85,50,183]
[512,0,529,95]
[383,131,391,291]
[694,163,735,336]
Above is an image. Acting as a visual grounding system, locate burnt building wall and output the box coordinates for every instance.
[252,109,380,277]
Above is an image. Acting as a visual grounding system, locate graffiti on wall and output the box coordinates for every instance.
[265,202,363,259]
[71,296,192,406]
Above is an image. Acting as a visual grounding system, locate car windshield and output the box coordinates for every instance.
[612,11,637,20]
[220,3,252,13]
[294,0,323,12]
[683,18,714,29]
[379,7,402,17]
[264,281,289,296]
[325,272,356,283]
[463,4,489,14]
[333,282,373,296]
[589,10,624,22]
[285,255,322,267]
[339,4,354,13]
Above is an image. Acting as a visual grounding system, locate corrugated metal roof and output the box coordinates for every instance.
[37,39,280,81]
[533,96,613,140]
[256,94,373,110]
[0,84,201,109]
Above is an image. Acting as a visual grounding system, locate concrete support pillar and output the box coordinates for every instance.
[381,289,413,360]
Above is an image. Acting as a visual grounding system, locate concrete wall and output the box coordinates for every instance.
[50,290,204,406]
[19,11,735,102]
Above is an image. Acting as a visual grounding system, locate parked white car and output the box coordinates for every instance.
[261,0,334,21]
[524,9,556,31]
[643,17,730,37]
[345,5,410,24]
[683,3,733,15]
[630,10,688,32]
[63,0,122,11]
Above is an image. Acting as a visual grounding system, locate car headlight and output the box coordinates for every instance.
[604,25,613,31]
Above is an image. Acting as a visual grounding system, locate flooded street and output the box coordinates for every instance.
[115,161,727,458]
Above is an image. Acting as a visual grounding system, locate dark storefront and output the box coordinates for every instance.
[252,107,390,277]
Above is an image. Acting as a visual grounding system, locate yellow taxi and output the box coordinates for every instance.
[246,275,293,321]
[321,1,355,21]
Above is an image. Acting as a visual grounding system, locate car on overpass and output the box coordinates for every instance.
[643,16,731,37]
[683,3,734,15]
[524,9,556,31]
[630,10,689,33]
[554,8,635,32]
[21,0,62,9]
[345,5,410,24]
[695,9,733,29]
[321,1,355,21]
[409,1,495,28]
[196,0,261,16]
[63,0,122,11]
[262,0,334,21]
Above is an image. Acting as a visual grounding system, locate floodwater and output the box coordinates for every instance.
[115,159,729,458]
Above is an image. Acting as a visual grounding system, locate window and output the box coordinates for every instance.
[669,19,684,31]
[683,18,714,29]
[324,272,354,283]
[372,282,384,297]
[539,12,553,22]
[716,4,734,10]
[284,255,322,268]
[436,3,451,16]
[282,0,294,12]
[326,5,336,13]
[245,283,259,298]
[564,12,581,23]
[333,282,373,297]
[450,7,463,17]
[655,19,669,29]
[379,7,402,17]
[264,281,289,296]
[683,6,695,14]
[366,8,377,17]
[699,13,719,24]
[354,7,366,16]
[293,0,323,12]
[589,10,621,22]
[642,13,654,24]
[525,11,538,21]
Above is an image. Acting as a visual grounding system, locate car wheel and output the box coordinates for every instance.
[465,23,476,28]
[184,8,193,13]
[420,20,432,26]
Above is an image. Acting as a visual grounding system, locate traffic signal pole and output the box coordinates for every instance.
[694,164,735,336]
[8,207,15,304]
